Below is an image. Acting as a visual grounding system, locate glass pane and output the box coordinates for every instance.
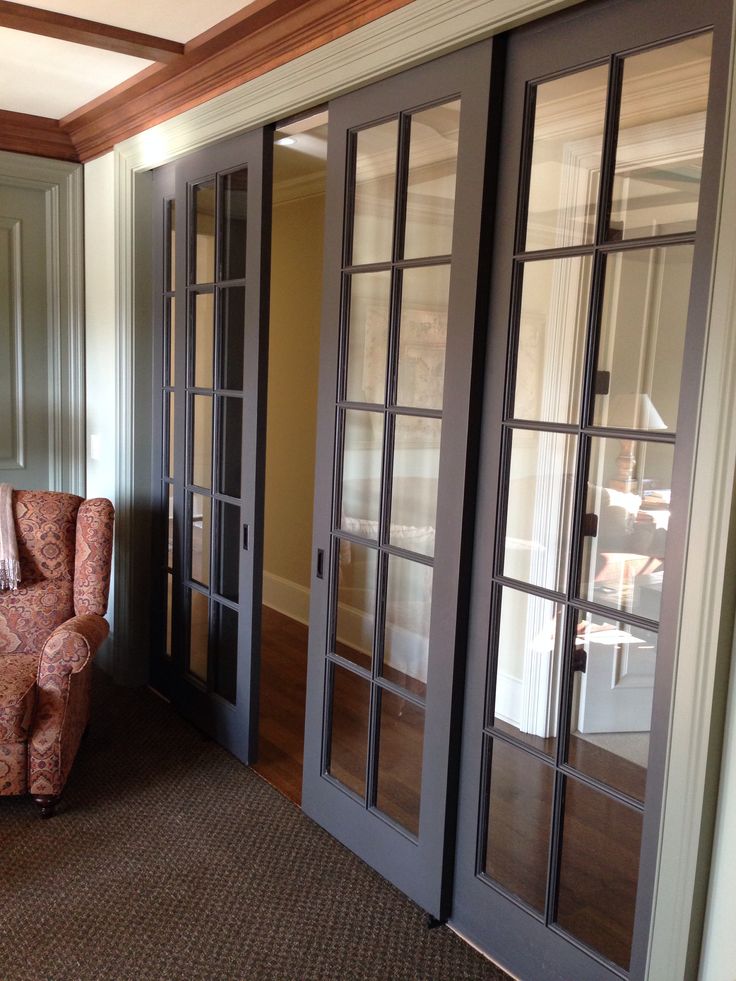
[339,409,384,540]
[213,602,238,704]
[327,663,370,798]
[190,493,211,587]
[218,396,242,498]
[166,296,176,388]
[345,271,391,404]
[167,485,174,568]
[334,541,376,672]
[375,690,424,836]
[503,429,577,592]
[215,500,240,603]
[609,34,712,240]
[390,415,441,559]
[166,572,173,657]
[193,292,215,389]
[580,437,673,621]
[593,245,693,434]
[569,611,655,802]
[193,180,216,285]
[166,198,176,291]
[189,589,209,681]
[221,167,248,281]
[493,586,564,757]
[396,264,450,410]
[382,555,432,698]
[220,286,245,391]
[351,120,398,266]
[525,65,608,251]
[513,256,592,424]
[556,777,642,970]
[484,738,554,913]
[404,99,460,259]
[166,392,175,478]
[191,395,213,489]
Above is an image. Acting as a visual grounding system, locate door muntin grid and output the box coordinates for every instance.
[181,166,248,700]
[478,30,713,975]
[321,98,461,840]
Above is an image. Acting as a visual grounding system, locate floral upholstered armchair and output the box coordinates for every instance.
[0,490,114,816]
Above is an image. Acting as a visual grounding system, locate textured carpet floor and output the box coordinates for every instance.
[0,671,509,981]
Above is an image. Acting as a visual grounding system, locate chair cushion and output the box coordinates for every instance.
[0,653,39,741]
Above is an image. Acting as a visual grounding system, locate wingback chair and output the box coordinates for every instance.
[0,490,114,816]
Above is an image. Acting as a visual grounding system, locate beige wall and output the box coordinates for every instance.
[263,191,325,594]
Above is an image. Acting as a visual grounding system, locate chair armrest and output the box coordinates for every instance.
[37,614,109,685]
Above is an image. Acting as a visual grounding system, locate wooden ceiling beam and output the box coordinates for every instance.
[0,1,184,62]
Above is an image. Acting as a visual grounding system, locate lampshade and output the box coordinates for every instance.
[604,392,667,431]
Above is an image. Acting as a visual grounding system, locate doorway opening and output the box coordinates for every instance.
[253,110,329,804]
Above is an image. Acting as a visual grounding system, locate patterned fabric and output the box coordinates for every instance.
[0,652,39,740]
[0,741,27,795]
[14,491,82,583]
[0,580,75,654]
[0,491,114,800]
[0,491,81,654]
[29,614,109,796]
[74,498,115,617]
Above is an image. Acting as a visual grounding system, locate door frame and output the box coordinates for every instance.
[0,150,85,496]
[106,0,736,975]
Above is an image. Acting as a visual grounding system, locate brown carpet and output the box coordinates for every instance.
[0,670,509,981]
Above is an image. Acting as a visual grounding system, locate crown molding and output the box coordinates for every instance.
[0,109,79,162]
[68,0,414,162]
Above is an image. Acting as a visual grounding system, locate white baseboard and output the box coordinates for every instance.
[262,571,310,625]
[494,670,522,728]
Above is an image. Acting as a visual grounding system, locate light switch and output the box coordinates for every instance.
[90,434,102,461]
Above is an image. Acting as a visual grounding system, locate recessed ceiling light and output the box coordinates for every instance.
[275,135,297,146]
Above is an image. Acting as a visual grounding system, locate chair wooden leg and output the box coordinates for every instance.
[33,795,61,819]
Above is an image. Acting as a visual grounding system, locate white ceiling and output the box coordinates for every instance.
[0,0,254,118]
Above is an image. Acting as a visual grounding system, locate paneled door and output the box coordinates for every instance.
[151,131,271,762]
[301,42,495,917]
[451,0,730,978]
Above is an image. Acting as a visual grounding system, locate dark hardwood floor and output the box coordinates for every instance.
[253,605,308,805]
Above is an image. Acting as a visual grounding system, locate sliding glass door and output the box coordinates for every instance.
[151,131,272,762]
[301,42,496,916]
[451,0,730,977]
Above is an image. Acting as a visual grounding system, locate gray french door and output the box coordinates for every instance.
[301,43,495,917]
[451,0,730,978]
[152,130,271,762]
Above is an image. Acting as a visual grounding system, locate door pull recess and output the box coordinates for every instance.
[242,524,249,550]
[316,548,325,579]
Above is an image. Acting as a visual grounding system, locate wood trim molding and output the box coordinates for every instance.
[0,1,184,61]
[0,110,78,162]
[65,0,415,161]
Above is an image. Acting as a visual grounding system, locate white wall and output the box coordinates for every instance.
[84,151,117,660]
